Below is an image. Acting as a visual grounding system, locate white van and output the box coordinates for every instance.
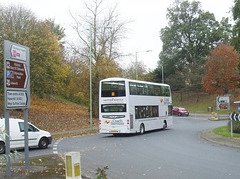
[0,118,52,154]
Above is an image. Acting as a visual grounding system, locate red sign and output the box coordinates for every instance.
[10,44,27,61]
[6,60,29,89]
[13,50,20,58]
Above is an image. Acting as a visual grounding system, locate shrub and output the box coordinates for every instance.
[228,121,240,133]
[95,166,109,179]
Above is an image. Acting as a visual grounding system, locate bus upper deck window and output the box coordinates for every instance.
[101,81,125,97]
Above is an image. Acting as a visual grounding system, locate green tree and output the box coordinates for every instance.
[44,19,66,43]
[232,0,240,52]
[159,0,231,92]
[165,73,186,91]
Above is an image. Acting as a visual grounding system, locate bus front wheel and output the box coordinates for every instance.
[140,124,145,134]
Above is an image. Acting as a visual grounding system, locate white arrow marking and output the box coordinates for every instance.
[24,64,29,89]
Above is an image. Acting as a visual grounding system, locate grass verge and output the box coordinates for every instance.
[213,126,240,138]
[172,91,240,114]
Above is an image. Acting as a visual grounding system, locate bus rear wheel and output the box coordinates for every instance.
[163,121,167,129]
[140,124,145,134]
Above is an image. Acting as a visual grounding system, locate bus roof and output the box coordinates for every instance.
[100,77,170,87]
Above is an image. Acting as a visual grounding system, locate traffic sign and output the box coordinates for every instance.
[3,40,31,177]
[4,40,30,109]
[6,91,28,108]
[6,60,29,89]
[216,96,230,110]
[10,44,27,61]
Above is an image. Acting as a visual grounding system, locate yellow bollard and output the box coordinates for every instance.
[212,112,215,118]
[65,152,81,179]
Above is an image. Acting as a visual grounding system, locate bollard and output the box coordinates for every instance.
[65,152,81,179]
[208,107,213,112]
[211,112,215,119]
[211,112,218,120]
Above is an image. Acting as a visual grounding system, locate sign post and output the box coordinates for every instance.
[4,40,30,177]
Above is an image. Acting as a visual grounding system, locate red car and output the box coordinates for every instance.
[173,107,189,116]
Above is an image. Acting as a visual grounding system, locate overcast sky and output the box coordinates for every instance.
[1,0,235,71]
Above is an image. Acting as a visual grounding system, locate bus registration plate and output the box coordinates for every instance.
[110,130,118,133]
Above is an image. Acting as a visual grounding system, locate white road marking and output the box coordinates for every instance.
[52,139,62,154]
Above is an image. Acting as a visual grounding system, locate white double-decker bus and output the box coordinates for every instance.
[99,78,173,135]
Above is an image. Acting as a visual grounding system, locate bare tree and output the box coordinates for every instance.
[69,0,130,117]
[123,60,148,80]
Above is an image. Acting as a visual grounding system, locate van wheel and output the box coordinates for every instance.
[39,138,49,149]
[140,124,145,134]
[0,142,5,154]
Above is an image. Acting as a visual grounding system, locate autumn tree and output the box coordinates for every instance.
[0,5,37,95]
[63,53,89,104]
[70,0,129,116]
[202,44,240,95]
[0,5,69,97]
[28,21,69,97]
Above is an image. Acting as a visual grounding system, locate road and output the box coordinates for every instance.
[55,115,239,179]
[20,115,240,178]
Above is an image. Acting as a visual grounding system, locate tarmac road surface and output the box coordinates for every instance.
[55,115,240,179]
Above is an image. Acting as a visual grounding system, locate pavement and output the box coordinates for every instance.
[196,113,240,149]
[182,113,240,150]
[199,128,240,150]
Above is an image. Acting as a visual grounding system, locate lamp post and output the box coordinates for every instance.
[161,59,164,83]
[89,25,112,130]
[89,25,93,130]
[135,50,152,80]
[162,65,164,83]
